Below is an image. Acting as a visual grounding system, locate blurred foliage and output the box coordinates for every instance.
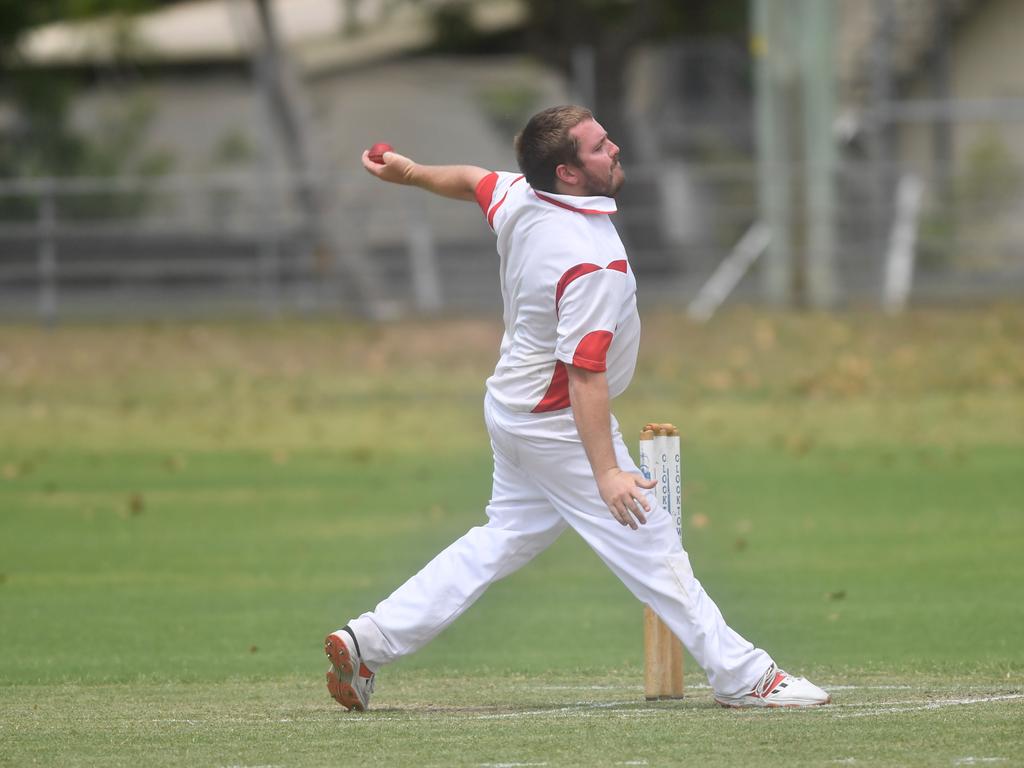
[205,129,259,226]
[421,0,747,56]
[430,2,483,53]
[476,83,542,140]
[522,0,746,157]
[209,129,257,169]
[0,0,178,219]
[0,70,83,178]
[957,130,1022,209]
[919,131,1024,270]
[0,83,175,218]
[0,0,177,63]
[418,0,747,151]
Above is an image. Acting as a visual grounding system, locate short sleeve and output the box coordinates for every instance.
[475,171,525,231]
[474,172,499,214]
[553,263,628,371]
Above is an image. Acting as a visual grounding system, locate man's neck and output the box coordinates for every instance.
[552,181,590,197]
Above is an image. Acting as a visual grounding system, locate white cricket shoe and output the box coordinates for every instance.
[714,663,831,708]
[325,627,375,711]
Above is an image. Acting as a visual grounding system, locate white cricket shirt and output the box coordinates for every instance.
[474,171,641,413]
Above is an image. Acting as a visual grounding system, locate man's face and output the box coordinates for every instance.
[567,118,625,197]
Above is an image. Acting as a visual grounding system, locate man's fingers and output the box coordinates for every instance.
[631,498,648,525]
[616,503,632,528]
[610,503,637,529]
[636,491,651,512]
[361,150,383,175]
[601,473,657,529]
[609,497,646,529]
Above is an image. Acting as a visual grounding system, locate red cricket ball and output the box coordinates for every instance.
[367,142,393,165]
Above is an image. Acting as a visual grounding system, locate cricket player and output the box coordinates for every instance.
[326,105,830,711]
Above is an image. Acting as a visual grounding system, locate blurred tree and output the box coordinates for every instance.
[0,1,177,64]
[508,0,747,265]
[418,0,746,150]
[519,0,747,151]
[0,0,172,175]
[0,0,175,218]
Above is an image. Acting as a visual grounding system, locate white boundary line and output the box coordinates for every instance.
[469,691,1024,722]
[180,688,1023,727]
[824,684,914,691]
[471,700,636,721]
[537,683,918,692]
[832,693,1024,719]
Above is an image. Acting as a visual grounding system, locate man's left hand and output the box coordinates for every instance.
[597,468,656,530]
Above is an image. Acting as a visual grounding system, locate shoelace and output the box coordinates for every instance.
[753,662,782,697]
[361,672,376,695]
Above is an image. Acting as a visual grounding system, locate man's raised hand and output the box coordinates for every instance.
[361,148,416,185]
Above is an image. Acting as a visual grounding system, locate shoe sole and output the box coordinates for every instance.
[325,633,365,711]
[714,695,832,709]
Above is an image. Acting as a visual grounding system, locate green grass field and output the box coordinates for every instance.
[1,307,1023,767]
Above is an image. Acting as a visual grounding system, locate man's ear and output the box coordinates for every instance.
[555,163,579,188]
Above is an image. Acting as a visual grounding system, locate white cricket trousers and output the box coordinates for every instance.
[349,393,773,697]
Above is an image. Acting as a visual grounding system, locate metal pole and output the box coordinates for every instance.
[801,0,838,308]
[869,0,897,262]
[407,200,443,314]
[883,174,924,314]
[930,0,956,265]
[258,179,281,316]
[37,180,57,326]
[753,0,795,306]
[571,45,596,110]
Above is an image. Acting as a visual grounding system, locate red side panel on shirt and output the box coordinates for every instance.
[532,361,570,413]
[535,259,628,412]
[475,172,498,215]
[532,330,614,413]
[572,330,614,372]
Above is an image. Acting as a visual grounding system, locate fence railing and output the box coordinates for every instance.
[1,162,1022,322]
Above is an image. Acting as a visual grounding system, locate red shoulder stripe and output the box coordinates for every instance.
[474,172,498,215]
[487,175,525,229]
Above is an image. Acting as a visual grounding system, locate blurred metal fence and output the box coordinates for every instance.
[1,160,1023,322]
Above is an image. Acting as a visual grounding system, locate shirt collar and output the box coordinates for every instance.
[533,189,617,215]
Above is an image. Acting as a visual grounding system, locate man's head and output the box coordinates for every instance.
[514,105,624,197]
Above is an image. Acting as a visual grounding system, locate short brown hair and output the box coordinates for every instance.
[514,105,593,193]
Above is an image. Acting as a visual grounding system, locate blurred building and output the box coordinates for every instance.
[2,0,1023,320]
[837,0,1024,298]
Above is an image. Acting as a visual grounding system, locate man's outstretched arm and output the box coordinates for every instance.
[361,148,489,202]
[567,365,656,530]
